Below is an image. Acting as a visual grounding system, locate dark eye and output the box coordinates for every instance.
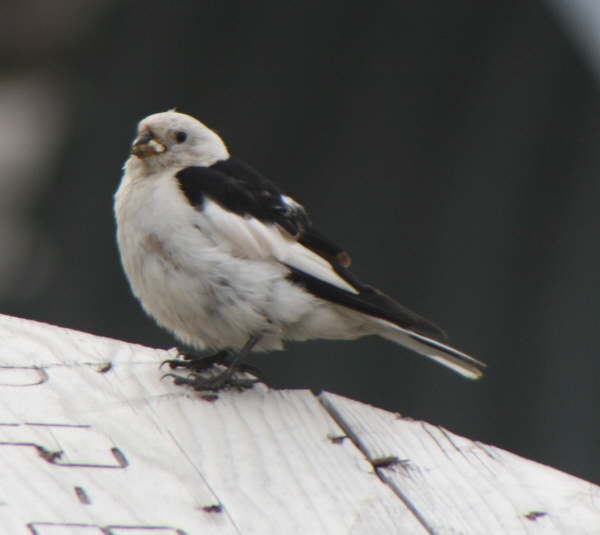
[175,131,187,143]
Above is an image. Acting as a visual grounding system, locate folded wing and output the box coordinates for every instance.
[175,159,485,378]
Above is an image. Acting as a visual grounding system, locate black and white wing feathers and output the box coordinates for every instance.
[175,158,449,339]
[178,158,309,238]
[176,160,357,293]
[175,158,486,379]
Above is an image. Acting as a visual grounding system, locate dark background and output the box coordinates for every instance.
[1,1,599,483]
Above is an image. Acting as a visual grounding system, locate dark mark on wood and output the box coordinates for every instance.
[37,446,63,463]
[525,511,547,521]
[97,362,112,373]
[371,455,400,468]
[74,486,91,505]
[111,447,128,467]
[201,393,219,402]
[327,433,347,444]
[202,504,223,513]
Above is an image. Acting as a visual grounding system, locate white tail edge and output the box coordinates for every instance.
[373,318,486,380]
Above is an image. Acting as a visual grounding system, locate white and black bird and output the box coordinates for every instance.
[115,110,485,390]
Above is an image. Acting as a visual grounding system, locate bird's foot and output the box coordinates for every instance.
[163,369,259,393]
[162,338,263,396]
[162,349,262,378]
[161,349,229,373]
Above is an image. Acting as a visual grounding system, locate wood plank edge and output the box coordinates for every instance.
[317,392,436,535]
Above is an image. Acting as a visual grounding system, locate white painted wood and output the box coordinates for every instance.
[0,314,426,535]
[2,313,599,534]
[320,392,600,535]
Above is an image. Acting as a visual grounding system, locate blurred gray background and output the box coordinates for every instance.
[1,1,599,483]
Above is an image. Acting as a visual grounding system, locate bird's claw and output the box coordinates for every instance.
[160,358,190,370]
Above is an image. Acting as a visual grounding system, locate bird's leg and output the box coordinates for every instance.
[219,335,263,379]
[164,336,261,392]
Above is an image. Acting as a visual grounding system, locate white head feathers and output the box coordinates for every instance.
[127,111,229,173]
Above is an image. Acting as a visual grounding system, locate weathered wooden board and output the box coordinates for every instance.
[320,392,600,535]
[2,313,599,534]
[0,314,427,534]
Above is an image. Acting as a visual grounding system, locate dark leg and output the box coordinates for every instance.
[164,336,261,392]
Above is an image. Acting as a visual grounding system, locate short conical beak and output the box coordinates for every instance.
[131,131,166,158]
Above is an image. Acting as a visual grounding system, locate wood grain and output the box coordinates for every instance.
[0,314,426,534]
[320,392,600,534]
[2,313,599,534]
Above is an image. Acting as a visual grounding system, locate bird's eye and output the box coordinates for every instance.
[175,131,187,143]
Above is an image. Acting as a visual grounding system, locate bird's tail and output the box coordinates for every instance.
[371,318,486,380]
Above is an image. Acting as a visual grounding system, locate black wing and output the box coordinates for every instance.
[176,158,446,340]
[177,158,308,237]
[286,265,446,340]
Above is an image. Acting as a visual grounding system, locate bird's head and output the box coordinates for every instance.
[128,110,229,172]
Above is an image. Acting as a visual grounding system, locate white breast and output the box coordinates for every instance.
[114,166,303,351]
